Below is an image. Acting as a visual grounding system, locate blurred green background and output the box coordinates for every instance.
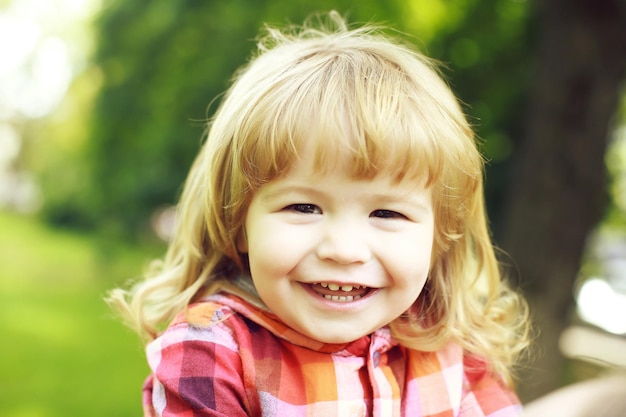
[1,0,625,415]
[0,210,161,416]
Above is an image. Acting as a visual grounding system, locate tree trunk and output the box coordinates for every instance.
[500,0,626,403]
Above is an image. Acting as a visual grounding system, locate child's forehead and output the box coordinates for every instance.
[261,146,432,203]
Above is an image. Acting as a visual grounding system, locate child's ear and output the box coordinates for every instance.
[236,229,248,253]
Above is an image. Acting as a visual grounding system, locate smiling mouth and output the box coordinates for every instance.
[309,282,371,302]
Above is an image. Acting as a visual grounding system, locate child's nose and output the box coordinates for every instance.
[315,220,372,265]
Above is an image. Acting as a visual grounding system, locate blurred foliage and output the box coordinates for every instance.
[604,93,626,230]
[34,0,534,238]
[410,0,534,228]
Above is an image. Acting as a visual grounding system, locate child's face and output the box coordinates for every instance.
[239,152,435,344]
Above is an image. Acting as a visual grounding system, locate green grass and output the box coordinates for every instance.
[0,210,165,417]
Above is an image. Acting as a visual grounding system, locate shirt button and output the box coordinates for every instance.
[372,351,381,367]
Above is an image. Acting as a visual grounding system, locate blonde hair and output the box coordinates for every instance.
[108,11,530,385]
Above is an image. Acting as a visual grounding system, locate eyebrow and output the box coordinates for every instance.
[258,184,324,201]
[259,183,432,212]
[370,192,433,214]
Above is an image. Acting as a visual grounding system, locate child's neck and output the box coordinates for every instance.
[225,274,267,310]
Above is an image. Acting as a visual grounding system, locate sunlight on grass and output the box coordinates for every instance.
[0,210,165,417]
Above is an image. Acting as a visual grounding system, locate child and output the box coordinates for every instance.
[109,11,531,417]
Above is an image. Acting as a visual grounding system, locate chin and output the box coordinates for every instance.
[308,329,372,344]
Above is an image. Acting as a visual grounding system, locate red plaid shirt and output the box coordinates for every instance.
[143,293,521,416]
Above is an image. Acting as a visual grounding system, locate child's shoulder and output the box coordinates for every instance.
[170,296,237,328]
[152,295,253,353]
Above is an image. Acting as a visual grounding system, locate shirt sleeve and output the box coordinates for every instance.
[145,317,251,416]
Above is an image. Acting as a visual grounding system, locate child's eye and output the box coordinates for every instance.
[370,209,406,219]
[285,204,322,214]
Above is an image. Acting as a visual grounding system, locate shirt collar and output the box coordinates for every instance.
[206,288,398,355]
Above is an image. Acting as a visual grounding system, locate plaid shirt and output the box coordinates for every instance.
[143,293,521,416]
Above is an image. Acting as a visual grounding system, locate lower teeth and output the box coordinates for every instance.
[323,294,361,302]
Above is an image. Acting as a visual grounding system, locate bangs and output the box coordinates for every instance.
[226,32,481,200]
[287,52,444,185]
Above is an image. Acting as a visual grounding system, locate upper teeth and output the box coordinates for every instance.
[319,283,360,291]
